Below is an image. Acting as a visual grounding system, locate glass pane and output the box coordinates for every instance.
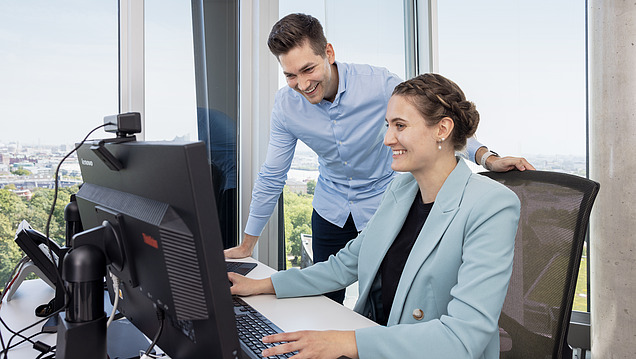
[144,1,197,141]
[437,0,587,310]
[277,0,405,309]
[191,0,239,249]
[0,1,118,287]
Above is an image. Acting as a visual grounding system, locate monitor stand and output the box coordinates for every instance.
[103,290,156,359]
[107,318,156,359]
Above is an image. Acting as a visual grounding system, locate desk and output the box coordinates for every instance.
[1,259,376,358]
[0,279,56,357]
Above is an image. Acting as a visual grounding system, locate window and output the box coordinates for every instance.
[276,0,405,308]
[144,1,197,141]
[436,0,587,311]
[0,1,118,146]
[0,1,118,288]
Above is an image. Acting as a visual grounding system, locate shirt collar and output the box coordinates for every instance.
[335,61,347,96]
[322,61,346,106]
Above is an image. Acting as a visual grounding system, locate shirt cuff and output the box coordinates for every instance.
[465,136,485,164]
[244,216,268,237]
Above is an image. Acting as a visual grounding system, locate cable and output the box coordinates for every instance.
[44,122,110,304]
[0,315,37,353]
[1,123,111,359]
[140,308,165,359]
[106,273,120,328]
[1,307,63,358]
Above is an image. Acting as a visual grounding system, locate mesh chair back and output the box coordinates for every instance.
[480,170,599,359]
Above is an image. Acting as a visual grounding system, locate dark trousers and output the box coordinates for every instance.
[311,210,359,304]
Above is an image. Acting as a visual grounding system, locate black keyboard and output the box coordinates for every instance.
[233,297,297,359]
[226,261,258,275]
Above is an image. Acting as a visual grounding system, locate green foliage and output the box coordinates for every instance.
[11,167,32,176]
[306,180,316,195]
[0,186,79,292]
[0,214,22,292]
[283,186,313,268]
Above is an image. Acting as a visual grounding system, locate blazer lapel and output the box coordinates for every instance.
[387,158,473,324]
[355,176,419,310]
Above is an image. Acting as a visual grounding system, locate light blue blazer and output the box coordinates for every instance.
[271,158,520,358]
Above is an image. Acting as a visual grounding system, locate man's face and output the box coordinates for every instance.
[278,41,337,104]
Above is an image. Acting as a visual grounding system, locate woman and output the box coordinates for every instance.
[229,73,520,359]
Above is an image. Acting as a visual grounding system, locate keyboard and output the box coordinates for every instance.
[226,261,258,275]
[233,296,297,359]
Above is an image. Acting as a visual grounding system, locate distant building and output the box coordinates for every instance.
[285,179,307,194]
[13,189,33,200]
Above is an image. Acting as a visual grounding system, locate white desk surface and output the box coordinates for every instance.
[0,279,56,357]
[1,258,376,358]
[235,257,376,332]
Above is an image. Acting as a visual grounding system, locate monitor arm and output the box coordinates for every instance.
[55,219,127,359]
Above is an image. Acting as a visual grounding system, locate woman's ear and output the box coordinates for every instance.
[438,117,454,140]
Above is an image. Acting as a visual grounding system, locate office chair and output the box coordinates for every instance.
[479,170,599,359]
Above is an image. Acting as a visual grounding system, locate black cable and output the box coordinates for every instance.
[1,307,63,358]
[0,315,37,352]
[143,309,165,358]
[0,316,7,356]
[1,122,110,359]
[35,351,55,359]
[44,122,110,304]
[33,341,55,359]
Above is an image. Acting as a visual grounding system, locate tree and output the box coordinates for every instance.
[0,186,80,291]
[283,186,313,268]
[306,179,316,195]
[0,213,23,293]
[0,189,28,291]
[11,167,32,176]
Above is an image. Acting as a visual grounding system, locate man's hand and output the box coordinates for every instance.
[224,234,259,259]
[486,156,536,172]
[261,330,358,359]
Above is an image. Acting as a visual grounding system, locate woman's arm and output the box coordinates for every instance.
[228,272,275,296]
[261,330,359,359]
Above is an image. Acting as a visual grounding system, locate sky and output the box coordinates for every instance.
[1,0,586,157]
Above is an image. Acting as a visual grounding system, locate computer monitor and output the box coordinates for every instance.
[72,140,241,359]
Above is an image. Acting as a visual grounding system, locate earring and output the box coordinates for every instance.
[438,137,445,150]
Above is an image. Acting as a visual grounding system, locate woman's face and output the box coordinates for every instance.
[384,95,440,176]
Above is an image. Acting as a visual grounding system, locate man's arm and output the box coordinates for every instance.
[474,146,536,172]
[225,103,298,259]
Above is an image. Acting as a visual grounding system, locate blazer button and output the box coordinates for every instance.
[412,308,424,320]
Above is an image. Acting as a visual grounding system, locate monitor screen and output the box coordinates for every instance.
[74,140,240,359]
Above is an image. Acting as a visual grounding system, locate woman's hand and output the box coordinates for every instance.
[228,272,275,297]
[261,330,358,359]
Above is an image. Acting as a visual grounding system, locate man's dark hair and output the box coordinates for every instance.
[267,13,328,58]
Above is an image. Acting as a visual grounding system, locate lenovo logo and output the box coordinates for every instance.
[142,233,158,249]
[81,159,94,166]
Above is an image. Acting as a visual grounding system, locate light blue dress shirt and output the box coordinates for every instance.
[245,62,483,236]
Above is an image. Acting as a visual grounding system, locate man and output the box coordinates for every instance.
[225,13,534,303]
